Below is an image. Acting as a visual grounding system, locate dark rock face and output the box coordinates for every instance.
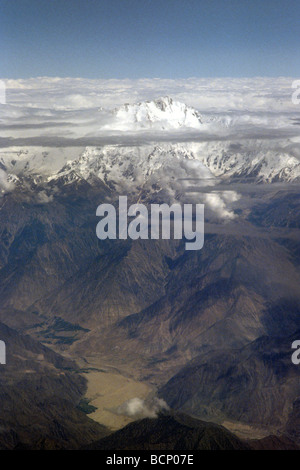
[0,185,174,332]
[248,435,300,450]
[84,413,250,450]
[83,412,300,451]
[0,322,107,449]
[159,333,300,429]
[0,171,300,449]
[285,397,300,443]
[248,192,300,229]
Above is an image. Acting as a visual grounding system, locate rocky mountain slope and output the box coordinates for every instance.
[83,412,300,450]
[0,322,107,449]
[84,412,250,450]
[159,333,300,432]
[0,96,299,447]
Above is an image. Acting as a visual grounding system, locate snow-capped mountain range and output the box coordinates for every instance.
[0,97,299,200]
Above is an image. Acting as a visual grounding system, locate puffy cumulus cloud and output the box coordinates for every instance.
[116,397,169,419]
[204,191,240,220]
[36,190,53,204]
[0,169,15,194]
[143,152,215,204]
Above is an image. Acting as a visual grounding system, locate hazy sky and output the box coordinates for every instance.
[1,0,300,78]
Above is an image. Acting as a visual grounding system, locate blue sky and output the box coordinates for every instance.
[1,0,300,78]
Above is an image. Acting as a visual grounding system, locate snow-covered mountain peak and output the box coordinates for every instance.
[105,96,203,131]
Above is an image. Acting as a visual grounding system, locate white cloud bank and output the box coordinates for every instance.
[0,76,299,145]
[3,76,299,112]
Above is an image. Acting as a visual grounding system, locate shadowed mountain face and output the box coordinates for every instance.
[247,435,299,450]
[0,322,107,450]
[285,397,300,443]
[0,174,300,447]
[0,184,178,330]
[248,191,300,229]
[83,413,250,450]
[2,185,300,345]
[83,412,300,450]
[159,333,300,431]
[116,233,300,350]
